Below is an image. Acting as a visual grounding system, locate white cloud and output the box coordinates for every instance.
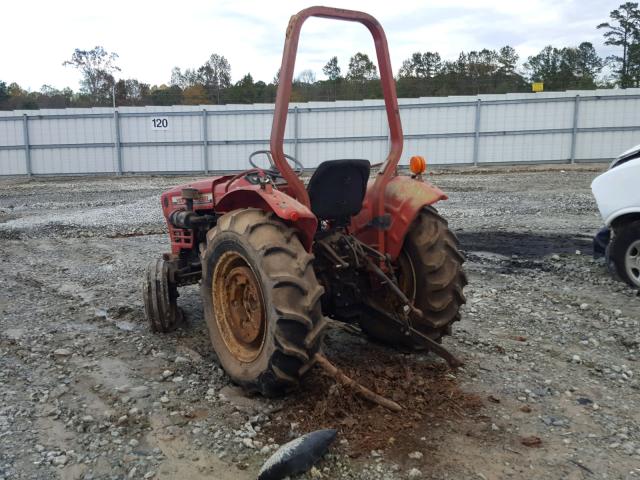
[0,0,621,91]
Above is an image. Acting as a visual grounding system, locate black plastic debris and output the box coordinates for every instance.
[257,429,337,480]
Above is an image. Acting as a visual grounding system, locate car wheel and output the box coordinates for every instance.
[609,220,640,288]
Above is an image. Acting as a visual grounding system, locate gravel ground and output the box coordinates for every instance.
[0,165,639,480]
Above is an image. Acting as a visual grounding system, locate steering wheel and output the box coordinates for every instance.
[249,150,304,177]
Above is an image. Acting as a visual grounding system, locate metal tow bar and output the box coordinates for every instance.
[404,325,463,368]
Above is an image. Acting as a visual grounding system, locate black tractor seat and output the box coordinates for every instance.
[306,159,370,223]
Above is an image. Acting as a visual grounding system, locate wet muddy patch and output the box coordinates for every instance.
[458,231,592,258]
[263,330,484,465]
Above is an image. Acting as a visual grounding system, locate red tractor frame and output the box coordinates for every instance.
[144,6,467,396]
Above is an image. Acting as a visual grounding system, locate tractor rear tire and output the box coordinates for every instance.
[201,209,327,396]
[360,206,467,348]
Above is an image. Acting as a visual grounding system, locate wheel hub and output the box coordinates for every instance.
[625,239,640,286]
[225,266,263,343]
[212,252,266,363]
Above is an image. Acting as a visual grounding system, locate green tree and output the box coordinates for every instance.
[115,79,150,105]
[598,2,640,87]
[524,46,562,83]
[62,46,120,104]
[183,84,208,104]
[497,46,519,75]
[573,42,604,79]
[3,83,39,110]
[149,85,182,106]
[0,81,8,108]
[322,57,341,101]
[346,52,378,81]
[170,67,199,89]
[322,56,341,80]
[398,52,442,78]
[37,85,74,108]
[227,74,256,103]
[450,49,499,93]
[525,44,603,90]
[626,43,640,85]
[170,67,184,87]
[197,53,231,103]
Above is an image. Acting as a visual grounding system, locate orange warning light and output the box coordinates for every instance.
[409,155,426,175]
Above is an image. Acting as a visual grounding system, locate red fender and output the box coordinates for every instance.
[351,176,447,260]
[215,184,317,251]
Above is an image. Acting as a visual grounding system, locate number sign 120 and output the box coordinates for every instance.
[151,118,169,130]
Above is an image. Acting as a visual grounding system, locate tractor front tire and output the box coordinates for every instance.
[143,258,183,333]
[201,209,327,396]
[360,207,467,348]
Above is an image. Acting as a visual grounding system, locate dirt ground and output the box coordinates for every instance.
[0,164,639,480]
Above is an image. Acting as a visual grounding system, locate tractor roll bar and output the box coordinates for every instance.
[270,6,404,213]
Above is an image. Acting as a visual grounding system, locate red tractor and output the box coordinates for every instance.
[144,6,467,396]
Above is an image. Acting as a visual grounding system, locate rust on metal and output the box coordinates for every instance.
[270,6,403,257]
[211,251,266,363]
[352,175,448,260]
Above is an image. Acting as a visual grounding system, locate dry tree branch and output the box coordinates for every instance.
[313,353,402,412]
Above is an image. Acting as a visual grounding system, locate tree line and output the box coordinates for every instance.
[1,2,640,110]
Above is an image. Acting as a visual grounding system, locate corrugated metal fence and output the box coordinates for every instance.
[2,88,640,176]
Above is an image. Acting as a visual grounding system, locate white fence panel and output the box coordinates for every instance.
[481,100,574,132]
[28,116,113,145]
[578,97,640,129]
[3,88,640,175]
[300,139,387,167]
[123,145,203,173]
[480,133,572,164]
[405,137,474,165]
[31,147,116,174]
[0,149,26,175]
[402,104,475,136]
[208,143,276,171]
[0,118,24,146]
[575,130,640,161]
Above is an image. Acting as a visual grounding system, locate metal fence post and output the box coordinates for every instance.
[570,94,580,164]
[202,109,209,174]
[472,98,481,166]
[22,114,32,176]
[294,106,299,160]
[114,110,122,175]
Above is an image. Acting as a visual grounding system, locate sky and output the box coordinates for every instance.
[0,0,623,92]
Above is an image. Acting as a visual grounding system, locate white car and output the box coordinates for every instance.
[591,144,640,288]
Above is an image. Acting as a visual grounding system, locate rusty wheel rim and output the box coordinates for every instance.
[212,251,266,363]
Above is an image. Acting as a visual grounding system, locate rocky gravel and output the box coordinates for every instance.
[0,164,639,480]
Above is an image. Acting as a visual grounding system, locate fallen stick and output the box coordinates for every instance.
[313,353,402,412]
